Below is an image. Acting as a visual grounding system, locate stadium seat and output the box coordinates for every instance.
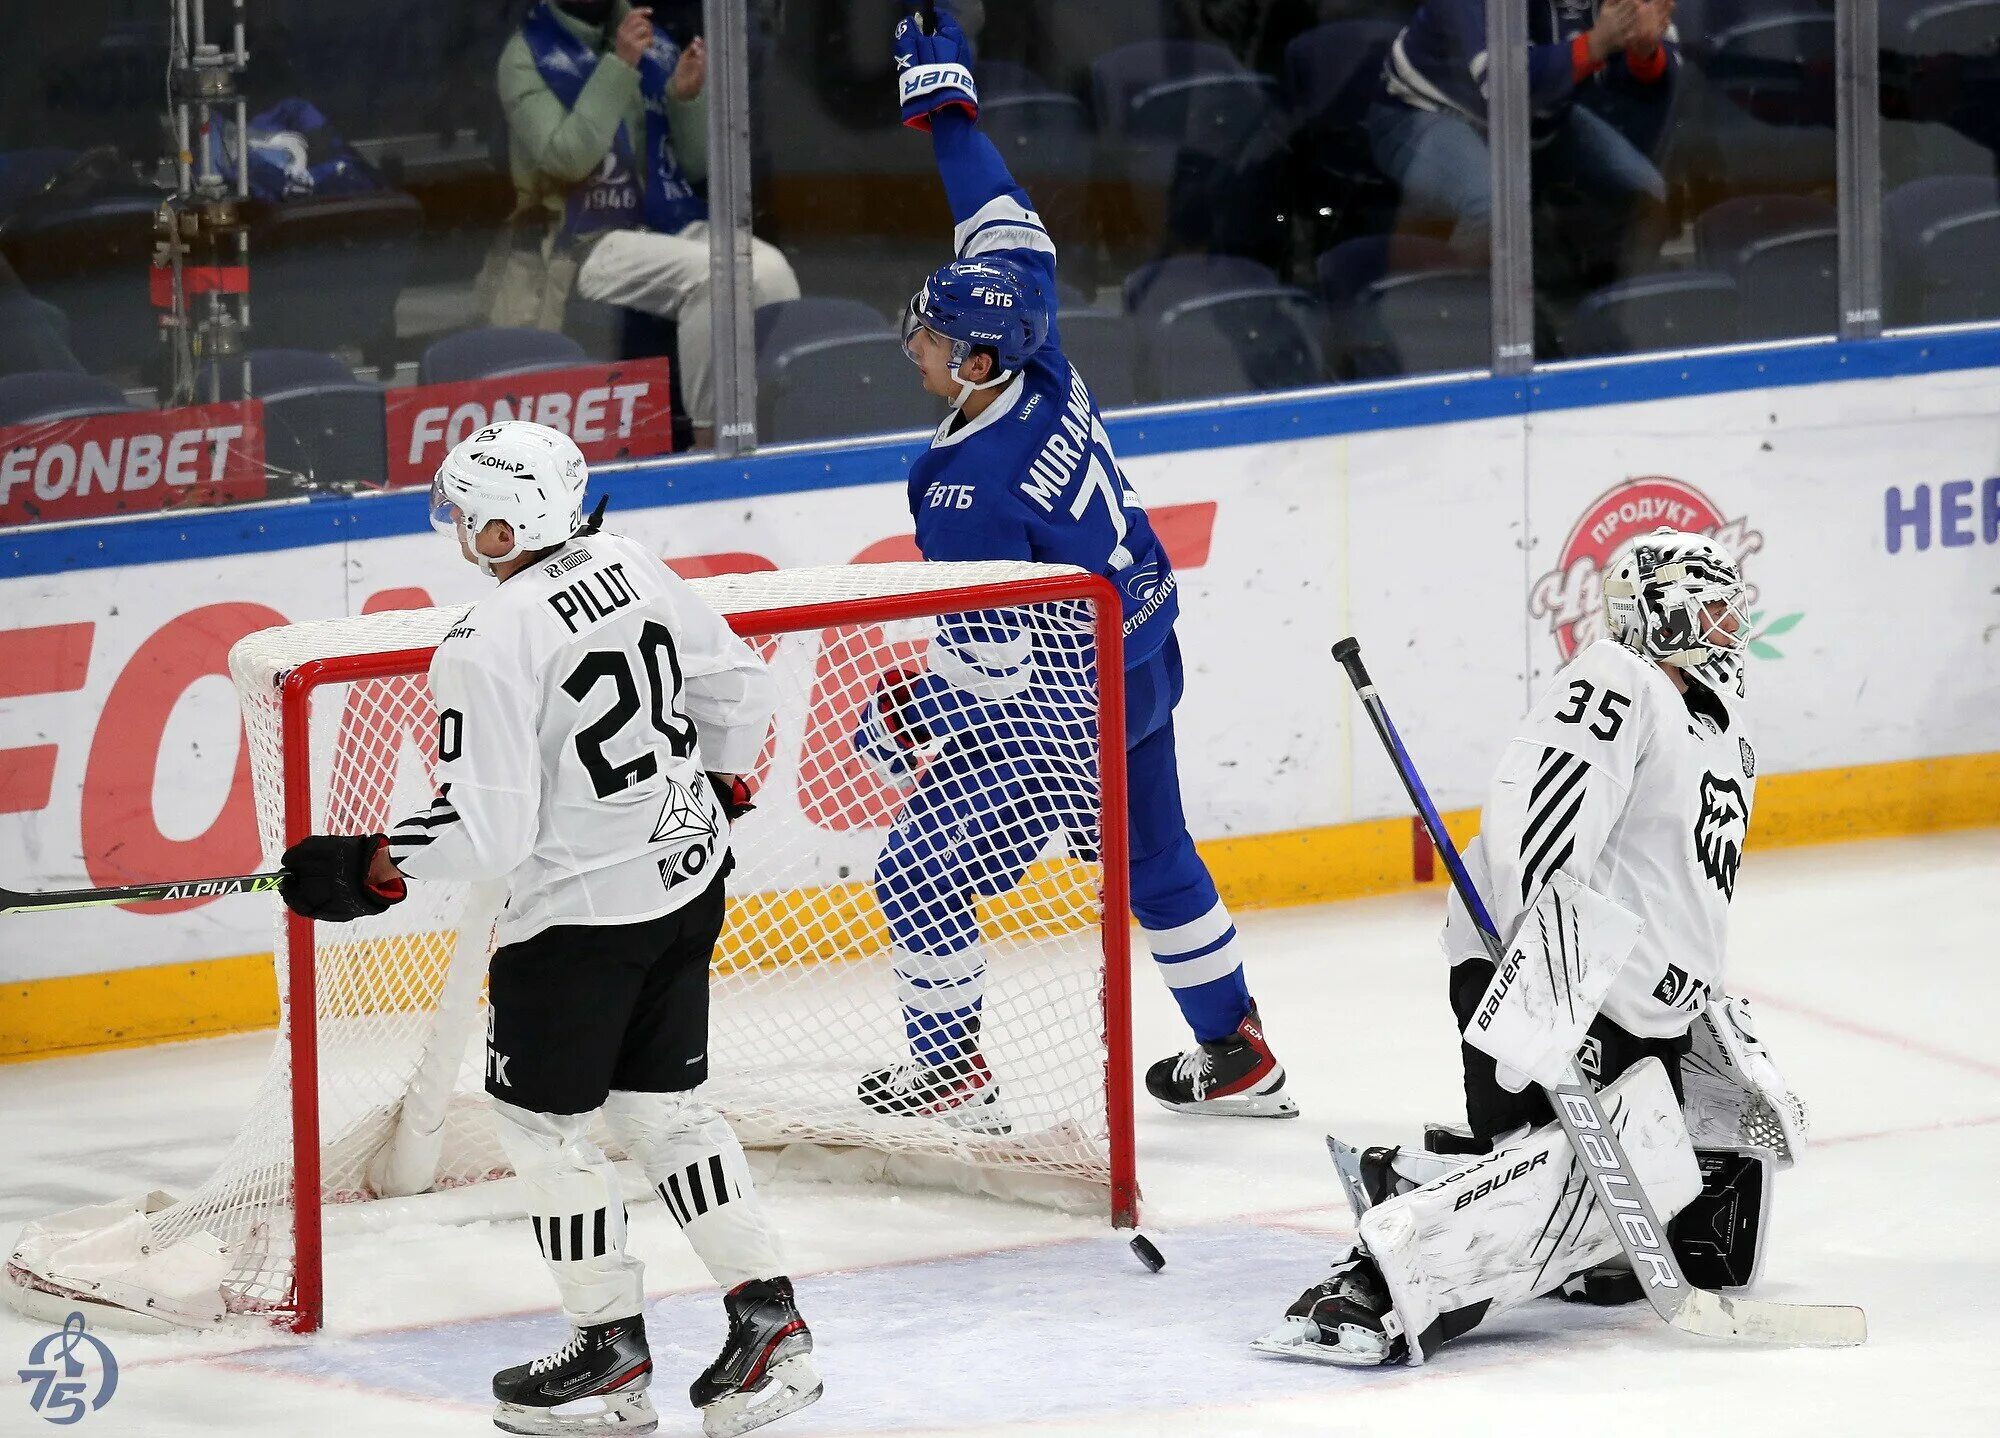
[199,348,388,493]
[0,149,78,221]
[759,334,939,444]
[1885,0,2000,53]
[755,296,889,358]
[0,371,136,428]
[1130,262,1327,402]
[0,190,163,376]
[1055,308,1139,410]
[246,191,424,364]
[1090,41,1286,266]
[973,60,1053,98]
[0,296,83,377]
[1315,235,1485,378]
[1704,13,1837,128]
[1282,21,1403,236]
[419,327,589,386]
[1694,196,1838,340]
[1884,174,2000,326]
[1124,254,1283,320]
[1559,271,1741,358]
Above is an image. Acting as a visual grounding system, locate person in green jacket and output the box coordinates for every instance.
[495,1,798,448]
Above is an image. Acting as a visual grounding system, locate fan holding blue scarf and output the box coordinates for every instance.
[493,1,798,447]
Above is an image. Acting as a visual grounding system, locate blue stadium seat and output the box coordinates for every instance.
[1055,308,1139,411]
[0,371,135,427]
[1137,278,1327,402]
[419,327,589,386]
[1316,235,1482,378]
[755,297,889,358]
[0,190,162,376]
[1884,0,2000,53]
[0,149,78,220]
[199,348,388,492]
[1885,174,2000,325]
[1283,22,1404,242]
[1560,271,1741,358]
[247,192,424,364]
[1694,196,1838,340]
[0,296,83,377]
[759,334,939,444]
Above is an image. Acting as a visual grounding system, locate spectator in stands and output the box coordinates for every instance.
[491,2,798,448]
[1365,0,1678,260]
[0,255,82,378]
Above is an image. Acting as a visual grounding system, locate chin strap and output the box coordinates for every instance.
[948,365,1015,411]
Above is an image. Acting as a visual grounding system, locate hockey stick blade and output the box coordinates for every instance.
[1332,637,1868,1348]
[0,872,285,915]
[1673,1289,1867,1347]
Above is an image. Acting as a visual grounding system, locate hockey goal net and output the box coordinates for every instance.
[7,561,1133,1333]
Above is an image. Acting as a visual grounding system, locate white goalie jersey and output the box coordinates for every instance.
[1442,639,1757,1039]
[386,530,775,946]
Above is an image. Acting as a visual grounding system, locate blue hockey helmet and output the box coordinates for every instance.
[901,256,1051,387]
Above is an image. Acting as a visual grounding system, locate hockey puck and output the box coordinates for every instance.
[1129,1234,1165,1273]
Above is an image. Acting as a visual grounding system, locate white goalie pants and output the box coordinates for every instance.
[491,1092,785,1328]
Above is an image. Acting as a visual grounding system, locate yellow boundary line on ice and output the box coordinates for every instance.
[5,751,1995,1063]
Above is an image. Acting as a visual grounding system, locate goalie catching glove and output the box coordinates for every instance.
[279,834,406,923]
[894,4,977,131]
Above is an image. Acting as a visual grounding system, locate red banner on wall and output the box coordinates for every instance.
[381,358,676,489]
[0,401,267,526]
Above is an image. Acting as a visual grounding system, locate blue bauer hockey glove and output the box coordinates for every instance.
[894,4,977,131]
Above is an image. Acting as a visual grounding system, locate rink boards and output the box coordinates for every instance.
[3,329,1998,1056]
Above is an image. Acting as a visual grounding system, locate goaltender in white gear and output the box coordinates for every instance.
[1258,528,1812,1366]
[284,421,822,1437]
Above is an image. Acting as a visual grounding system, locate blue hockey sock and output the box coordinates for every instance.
[1142,900,1252,1044]
[904,998,983,1066]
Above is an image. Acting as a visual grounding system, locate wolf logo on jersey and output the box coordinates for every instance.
[1695,773,1749,899]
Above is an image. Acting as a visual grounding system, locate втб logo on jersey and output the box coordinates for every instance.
[1694,772,1749,899]
[1531,478,1773,661]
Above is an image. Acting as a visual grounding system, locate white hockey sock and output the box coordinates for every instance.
[604,1090,784,1289]
[490,1099,644,1329]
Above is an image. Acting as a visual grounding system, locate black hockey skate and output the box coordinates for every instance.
[857,1049,1011,1133]
[1144,1005,1298,1117]
[492,1316,656,1435]
[1252,1248,1406,1367]
[691,1278,823,1437]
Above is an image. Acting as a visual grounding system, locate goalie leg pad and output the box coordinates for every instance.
[1357,1057,1703,1364]
[491,1100,645,1329]
[603,1090,784,1290]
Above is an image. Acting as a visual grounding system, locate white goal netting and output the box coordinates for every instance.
[7,561,1132,1331]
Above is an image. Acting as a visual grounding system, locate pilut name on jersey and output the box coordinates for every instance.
[1443,639,1757,1040]
[385,530,774,947]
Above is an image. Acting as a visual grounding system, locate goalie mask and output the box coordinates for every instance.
[431,421,588,577]
[1602,527,1749,670]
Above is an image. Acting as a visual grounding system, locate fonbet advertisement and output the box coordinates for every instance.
[2,371,1997,983]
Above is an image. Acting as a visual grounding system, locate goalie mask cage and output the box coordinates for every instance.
[18,561,1133,1334]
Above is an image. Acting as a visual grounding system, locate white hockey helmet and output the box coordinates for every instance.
[1601,527,1749,669]
[430,421,588,574]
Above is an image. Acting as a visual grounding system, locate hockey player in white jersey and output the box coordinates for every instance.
[277,421,821,1437]
[1257,528,1810,1366]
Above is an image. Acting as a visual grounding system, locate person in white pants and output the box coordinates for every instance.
[495,1,799,447]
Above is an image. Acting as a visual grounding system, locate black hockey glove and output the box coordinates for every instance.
[280,834,406,923]
[708,772,756,821]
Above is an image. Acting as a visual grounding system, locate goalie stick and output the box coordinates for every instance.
[0,872,285,916]
[1331,636,1864,1349]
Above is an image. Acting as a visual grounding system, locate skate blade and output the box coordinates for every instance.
[700,1353,823,1437]
[1155,1090,1301,1119]
[494,1385,659,1436]
[1250,1319,1390,1369]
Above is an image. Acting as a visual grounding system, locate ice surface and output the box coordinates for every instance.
[3,831,1996,1436]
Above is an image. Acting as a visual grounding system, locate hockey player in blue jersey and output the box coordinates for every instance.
[849,3,1296,1126]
